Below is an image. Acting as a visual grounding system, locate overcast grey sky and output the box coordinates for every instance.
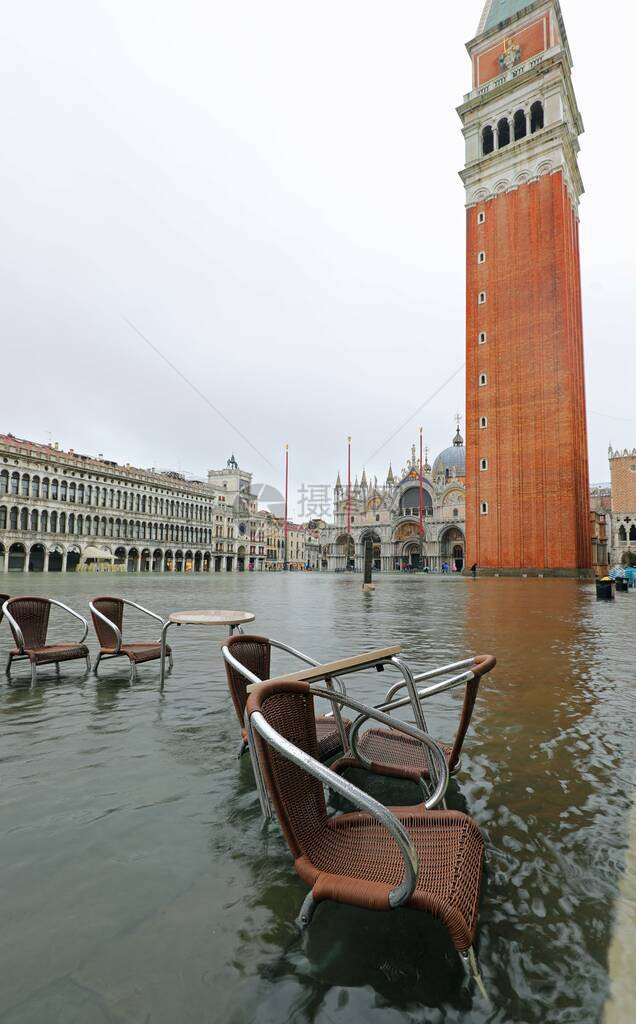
[1,1,633,516]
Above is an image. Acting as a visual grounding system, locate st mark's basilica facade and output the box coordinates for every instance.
[319,426,467,573]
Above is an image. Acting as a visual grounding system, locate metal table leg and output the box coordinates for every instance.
[159,621,175,690]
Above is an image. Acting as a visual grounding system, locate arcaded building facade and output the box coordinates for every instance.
[459,0,592,575]
[0,435,266,573]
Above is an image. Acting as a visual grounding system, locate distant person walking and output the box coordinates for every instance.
[471,563,478,579]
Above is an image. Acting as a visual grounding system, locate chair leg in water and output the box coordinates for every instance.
[460,947,489,1002]
[296,892,317,931]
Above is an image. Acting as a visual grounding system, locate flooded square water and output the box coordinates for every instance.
[0,573,634,1023]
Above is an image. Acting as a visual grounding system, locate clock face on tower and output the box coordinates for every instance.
[238,522,247,536]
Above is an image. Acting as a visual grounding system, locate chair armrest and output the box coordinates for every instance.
[50,600,89,645]
[269,638,346,694]
[384,657,476,704]
[221,645,262,687]
[89,601,121,653]
[309,686,449,810]
[250,709,419,909]
[121,600,167,628]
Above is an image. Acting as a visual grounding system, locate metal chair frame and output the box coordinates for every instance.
[225,639,479,803]
[249,700,487,998]
[2,597,90,687]
[222,636,349,760]
[350,657,479,778]
[90,598,173,683]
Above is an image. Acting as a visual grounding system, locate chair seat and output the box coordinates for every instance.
[100,643,170,664]
[296,809,483,953]
[11,644,89,665]
[331,727,453,783]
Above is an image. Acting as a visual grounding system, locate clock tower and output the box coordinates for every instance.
[458,0,592,575]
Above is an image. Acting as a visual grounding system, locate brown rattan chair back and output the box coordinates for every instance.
[224,634,272,730]
[247,681,328,862]
[447,654,496,770]
[0,595,10,625]
[6,597,51,650]
[91,597,124,649]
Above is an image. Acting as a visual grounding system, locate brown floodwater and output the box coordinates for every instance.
[0,573,634,1023]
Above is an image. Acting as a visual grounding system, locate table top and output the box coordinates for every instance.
[168,609,255,627]
[247,645,401,691]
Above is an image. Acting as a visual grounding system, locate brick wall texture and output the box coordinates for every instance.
[610,455,636,512]
[465,171,592,572]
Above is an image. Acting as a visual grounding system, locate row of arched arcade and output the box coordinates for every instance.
[0,542,261,573]
[324,524,466,573]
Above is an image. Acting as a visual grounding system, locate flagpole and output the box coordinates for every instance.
[347,437,352,538]
[284,444,289,571]
[419,427,424,539]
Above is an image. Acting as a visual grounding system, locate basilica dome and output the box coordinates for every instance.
[433,427,466,480]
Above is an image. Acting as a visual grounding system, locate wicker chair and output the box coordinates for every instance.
[330,654,496,790]
[89,597,172,683]
[223,634,351,761]
[247,680,487,994]
[4,597,90,686]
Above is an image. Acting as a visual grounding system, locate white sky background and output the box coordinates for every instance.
[1,0,633,517]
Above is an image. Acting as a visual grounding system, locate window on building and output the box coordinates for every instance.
[31,476,40,498]
[480,416,488,428]
[479,374,488,386]
[531,101,544,134]
[514,109,527,141]
[0,507,6,529]
[479,332,487,344]
[478,251,486,264]
[478,292,486,304]
[10,473,19,495]
[20,475,29,497]
[60,481,67,501]
[478,211,486,224]
[630,526,636,541]
[480,459,489,471]
[10,507,18,529]
[618,525,627,541]
[480,501,489,515]
[497,118,510,148]
[482,125,494,155]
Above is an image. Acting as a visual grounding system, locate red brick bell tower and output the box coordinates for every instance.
[459,0,592,576]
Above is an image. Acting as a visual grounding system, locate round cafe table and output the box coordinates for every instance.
[159,608,255,688]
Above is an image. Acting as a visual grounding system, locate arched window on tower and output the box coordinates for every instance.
[531,101,544,134]
[618,525,627,541]
[482,125,494,156]
[514,109,527,141]
[497,118,510,149]
[630,525,636,541]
